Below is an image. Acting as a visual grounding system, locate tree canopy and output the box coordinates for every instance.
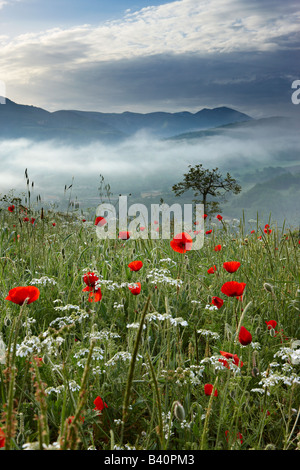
[172,164,241,215]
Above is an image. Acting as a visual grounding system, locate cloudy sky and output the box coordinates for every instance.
[1,0,299,117]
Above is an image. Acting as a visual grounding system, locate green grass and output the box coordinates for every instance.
[0,204,299,451]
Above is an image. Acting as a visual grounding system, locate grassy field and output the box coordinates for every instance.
[0,201,299,451]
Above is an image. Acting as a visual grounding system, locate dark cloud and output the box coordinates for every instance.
[2,0,300,117]
[20,49,299,118]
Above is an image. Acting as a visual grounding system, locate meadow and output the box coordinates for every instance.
[0,198,299,451]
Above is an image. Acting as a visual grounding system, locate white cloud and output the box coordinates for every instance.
[0,0,24,9]
[1,0,299,77]
[0,0,299,112]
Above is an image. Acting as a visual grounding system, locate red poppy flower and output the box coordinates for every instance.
[128,282,141,295]
[212,296,224,309]
[264,225,272,234]
[225,430,243,444]
[29,356,43,366]
[221,281,246,297]
[23,217,29,222]
[95,216,107,227]
[52,222,56,227]
[0,427,5,448]
[170,232,193,253]
[30,218,36,224]
[83,271,99,287]
[205,229,212,234]
[82,272,102,302]
[216,214,223,221]
[94,396,108,412]
[140,226,145,231]
[238,326,252,346]
[154,220,159,225]
[223,261,241,273]
[251,230,255,234]
[204,383,218,397]
[82,286,102,302]
[202,214,208,219]
[82,219,86,222]
[118,230,131,240]
[265,320,277,330]
[5,286,40,305]
[128,260,143,271]
[207,265,217,274]
[214,244,222,251]
[8,205,15,212]
[219,351,243,368]
[67,415,85,424]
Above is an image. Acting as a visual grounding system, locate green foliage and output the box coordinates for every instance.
[172,164,241,215]
[0,203,299,451]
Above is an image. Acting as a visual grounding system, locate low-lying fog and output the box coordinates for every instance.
[0,118,299,224]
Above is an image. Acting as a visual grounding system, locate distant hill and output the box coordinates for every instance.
[166,116,296,141]
[71,106,252,138]
[0,98,125,143]
[225,169,300,224]
[0,97,252,142]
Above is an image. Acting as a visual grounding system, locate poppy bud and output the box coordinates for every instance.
[263,283,274,293]
[173,401,185,421]
[264,444,276,450]
[255,326,261,336]
[238,326,252,346]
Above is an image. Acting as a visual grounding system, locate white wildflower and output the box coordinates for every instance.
[54,304,80,312]
[197,329,220,340]
[146,268,183,287]
[105,351,142,366]
[68,380,81,392]
[127,323,146,330]
[30,276,57,286]
[250,342,261,351]
[205,304,218,311]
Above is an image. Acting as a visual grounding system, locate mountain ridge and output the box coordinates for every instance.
[0,97,253,142]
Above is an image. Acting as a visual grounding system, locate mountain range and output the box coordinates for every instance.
[0,97,252,142]
[0,97,299,226]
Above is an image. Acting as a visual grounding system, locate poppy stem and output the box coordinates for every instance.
[200,377,218,450]
[4,302,27,450]
[146,352,165,449]
[234,301,252,343]
[121,295,151,446]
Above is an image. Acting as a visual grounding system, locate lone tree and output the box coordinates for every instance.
[172,164,241,215]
